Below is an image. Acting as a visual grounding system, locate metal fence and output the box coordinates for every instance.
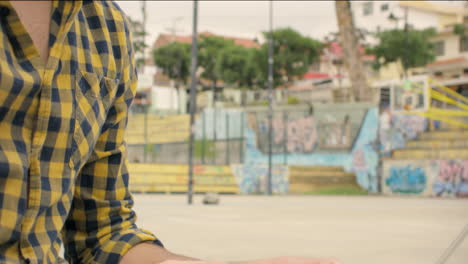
[126,104,368,165]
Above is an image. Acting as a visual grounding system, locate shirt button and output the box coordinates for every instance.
[0,7,9,17]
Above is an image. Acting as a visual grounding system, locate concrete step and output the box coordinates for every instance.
[288,166,345,173]
[392,149,468,159]
[289,183,362,194]
[406,139,468,149]
[289,171,355,178]
[290,175,356,185]
[419,130,468,140]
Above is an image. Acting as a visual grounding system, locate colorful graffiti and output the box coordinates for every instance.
[231,164,289,194]
[385,165,427,194]
[319,120,351,149]
[250,115,354,154]
[379,111,428,156]
[253,116,318,154]
[244,107,379,192]
[432,160,468,198]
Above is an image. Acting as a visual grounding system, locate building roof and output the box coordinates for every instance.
[398,1,467,16]
[427,57,468,68]
[153,31,260,49]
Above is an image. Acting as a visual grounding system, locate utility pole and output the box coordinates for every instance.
[403,6,409,78]
[267,0,274,195]
[141,0,147,72]
[187,0,199,205]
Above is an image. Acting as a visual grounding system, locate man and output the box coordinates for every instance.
[0,1,340,263]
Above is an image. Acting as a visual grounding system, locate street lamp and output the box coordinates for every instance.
[388,7,409,78]
[267,0,274,195]
[187,0,199,205]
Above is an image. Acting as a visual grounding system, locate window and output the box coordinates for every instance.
[433,41,445,56]
[460,36,468,52]
[381,3,389,11]
[363,2,373,16]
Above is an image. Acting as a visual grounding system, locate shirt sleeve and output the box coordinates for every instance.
[61,11,163,264]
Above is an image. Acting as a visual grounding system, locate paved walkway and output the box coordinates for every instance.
[133,195,468,264]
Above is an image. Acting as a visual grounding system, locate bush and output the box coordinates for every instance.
[287,96,300,105]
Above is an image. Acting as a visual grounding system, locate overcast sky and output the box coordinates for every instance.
[116,1,338,45]
[116,1,466,47]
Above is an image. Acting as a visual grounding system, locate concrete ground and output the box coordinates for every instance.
[133,195,468,264]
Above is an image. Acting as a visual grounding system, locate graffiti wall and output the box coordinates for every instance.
[379,111,428,156]
[249,115,354,154]
[231,164,289,194]
[244,106,379,192]
[431,160,468,198]
[382,160,468,197]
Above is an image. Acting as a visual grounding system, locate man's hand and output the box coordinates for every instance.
[160,257,340,264]
[120,243,341,264]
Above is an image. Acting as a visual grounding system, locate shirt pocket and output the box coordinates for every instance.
[69,71,119,171]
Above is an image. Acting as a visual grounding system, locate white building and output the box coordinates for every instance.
[351,1,466,44]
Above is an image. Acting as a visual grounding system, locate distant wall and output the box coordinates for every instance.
[383,159,468,198]
[244,104,379,192]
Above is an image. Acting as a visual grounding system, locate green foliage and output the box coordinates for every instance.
[255,28,322,88]
[286,96,300,105]
[153,42,191,85]
[367,28,436,70]
[453,24,467,36]
[199,36,235,87]
[215,45,260,89]
[153,29,321,91]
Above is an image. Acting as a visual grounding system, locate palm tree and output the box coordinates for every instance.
[335,1,369,102]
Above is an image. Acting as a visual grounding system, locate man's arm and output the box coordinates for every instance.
[61,9,165,261]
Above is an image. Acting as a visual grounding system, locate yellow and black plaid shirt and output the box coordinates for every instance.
[0,1,162,263]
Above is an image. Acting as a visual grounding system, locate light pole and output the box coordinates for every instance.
[267,0,274,195]
[187,0,199,205]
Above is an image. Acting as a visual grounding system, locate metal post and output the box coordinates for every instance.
[283,110,288,165]
[213,108,217,165]
[435,224,468,264]
[187,0,198,205]
[239,112,244,163]
[201,112,206,164]
[404,7,409,78]
[144,109,148,162]
[226,112,230,165]
[141,0,147,73]
[267,0,274,195]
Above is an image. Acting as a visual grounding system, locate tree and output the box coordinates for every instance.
[335,0,369,102]
[198,36,235,89]
[215,45,259,89]
[255,28,322,88]
[153,42,192,86]
[368,28,436,72]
